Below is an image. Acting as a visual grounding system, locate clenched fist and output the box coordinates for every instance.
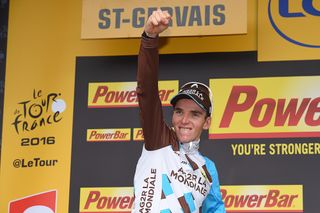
[144,9,171,38]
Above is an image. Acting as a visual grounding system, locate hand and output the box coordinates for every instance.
[144,9,171,38]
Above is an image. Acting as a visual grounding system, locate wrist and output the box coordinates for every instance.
[144,31,157,38]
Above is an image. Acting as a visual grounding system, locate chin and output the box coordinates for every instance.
[178,137,193,143]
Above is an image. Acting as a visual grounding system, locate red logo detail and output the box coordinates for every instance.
[9,190,57,213]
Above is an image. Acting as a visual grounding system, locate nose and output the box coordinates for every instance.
[181,113,190,124]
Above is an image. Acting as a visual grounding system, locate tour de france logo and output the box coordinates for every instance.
[268,0,320,48]
[12,89,66,134]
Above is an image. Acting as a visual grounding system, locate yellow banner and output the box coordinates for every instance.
[79,187,134,213]
[87,128,131,142]
[209,76,320,139]
[0,88,71,212]
[81,0,247,38]
[88,81,178,108]
[222,185,303,212]
[258,0,320,61]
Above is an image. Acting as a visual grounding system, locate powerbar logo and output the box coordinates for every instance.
[81,0,246,38]
[133,128,144,141]
[209,77,320,139]
[221,185,303,212]
[88,81,178,108]
[9,190,57,213]
[87,129,131,142]
[79,186,302,212]
[79,187,133,213]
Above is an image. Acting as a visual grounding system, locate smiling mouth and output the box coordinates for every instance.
[179,127,192,134]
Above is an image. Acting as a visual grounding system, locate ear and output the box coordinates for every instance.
[203,116,211,130]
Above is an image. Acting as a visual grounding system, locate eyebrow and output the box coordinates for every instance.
[191,110,204,115]
[174,107,204,115]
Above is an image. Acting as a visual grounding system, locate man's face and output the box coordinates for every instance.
[172,99,211,143]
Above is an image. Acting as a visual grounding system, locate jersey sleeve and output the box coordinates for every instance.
[202,157,226,213]
[136,34,178,151]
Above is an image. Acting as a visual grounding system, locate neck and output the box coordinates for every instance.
[180,139,200,154]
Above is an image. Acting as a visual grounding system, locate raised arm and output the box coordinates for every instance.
[136,10,174,150]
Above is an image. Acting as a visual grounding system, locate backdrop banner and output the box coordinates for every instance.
[69,52,320,213]
[2,1,320,212]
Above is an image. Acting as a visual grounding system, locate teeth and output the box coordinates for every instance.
[180,127,190,134]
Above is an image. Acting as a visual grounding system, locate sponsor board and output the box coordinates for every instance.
[88,81,178,108]
[87,128,131,142]
[9,190,57,213]
[79,187,133,213]
[79,185,302,212]
[222,185,303,212]
[81,0,247,38]
[258,0,320,61]
[209,76,320,139]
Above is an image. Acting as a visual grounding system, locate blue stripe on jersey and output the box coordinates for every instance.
[184,192,196,212]
[160,209,171,213]
[162,174,173,196]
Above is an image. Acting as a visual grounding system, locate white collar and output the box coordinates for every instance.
[179,139,200,155]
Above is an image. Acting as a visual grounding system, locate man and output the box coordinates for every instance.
[133,9,225,213]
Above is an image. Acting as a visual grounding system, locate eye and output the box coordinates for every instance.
[174,109,182,115]
[192,112,200,117]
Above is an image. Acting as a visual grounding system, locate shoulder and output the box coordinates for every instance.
[203,157,217,172]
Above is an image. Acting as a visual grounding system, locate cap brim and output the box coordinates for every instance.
[170,93,207,113]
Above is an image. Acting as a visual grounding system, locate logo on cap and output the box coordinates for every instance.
[181,89,204,101]
[191,83,199,88]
